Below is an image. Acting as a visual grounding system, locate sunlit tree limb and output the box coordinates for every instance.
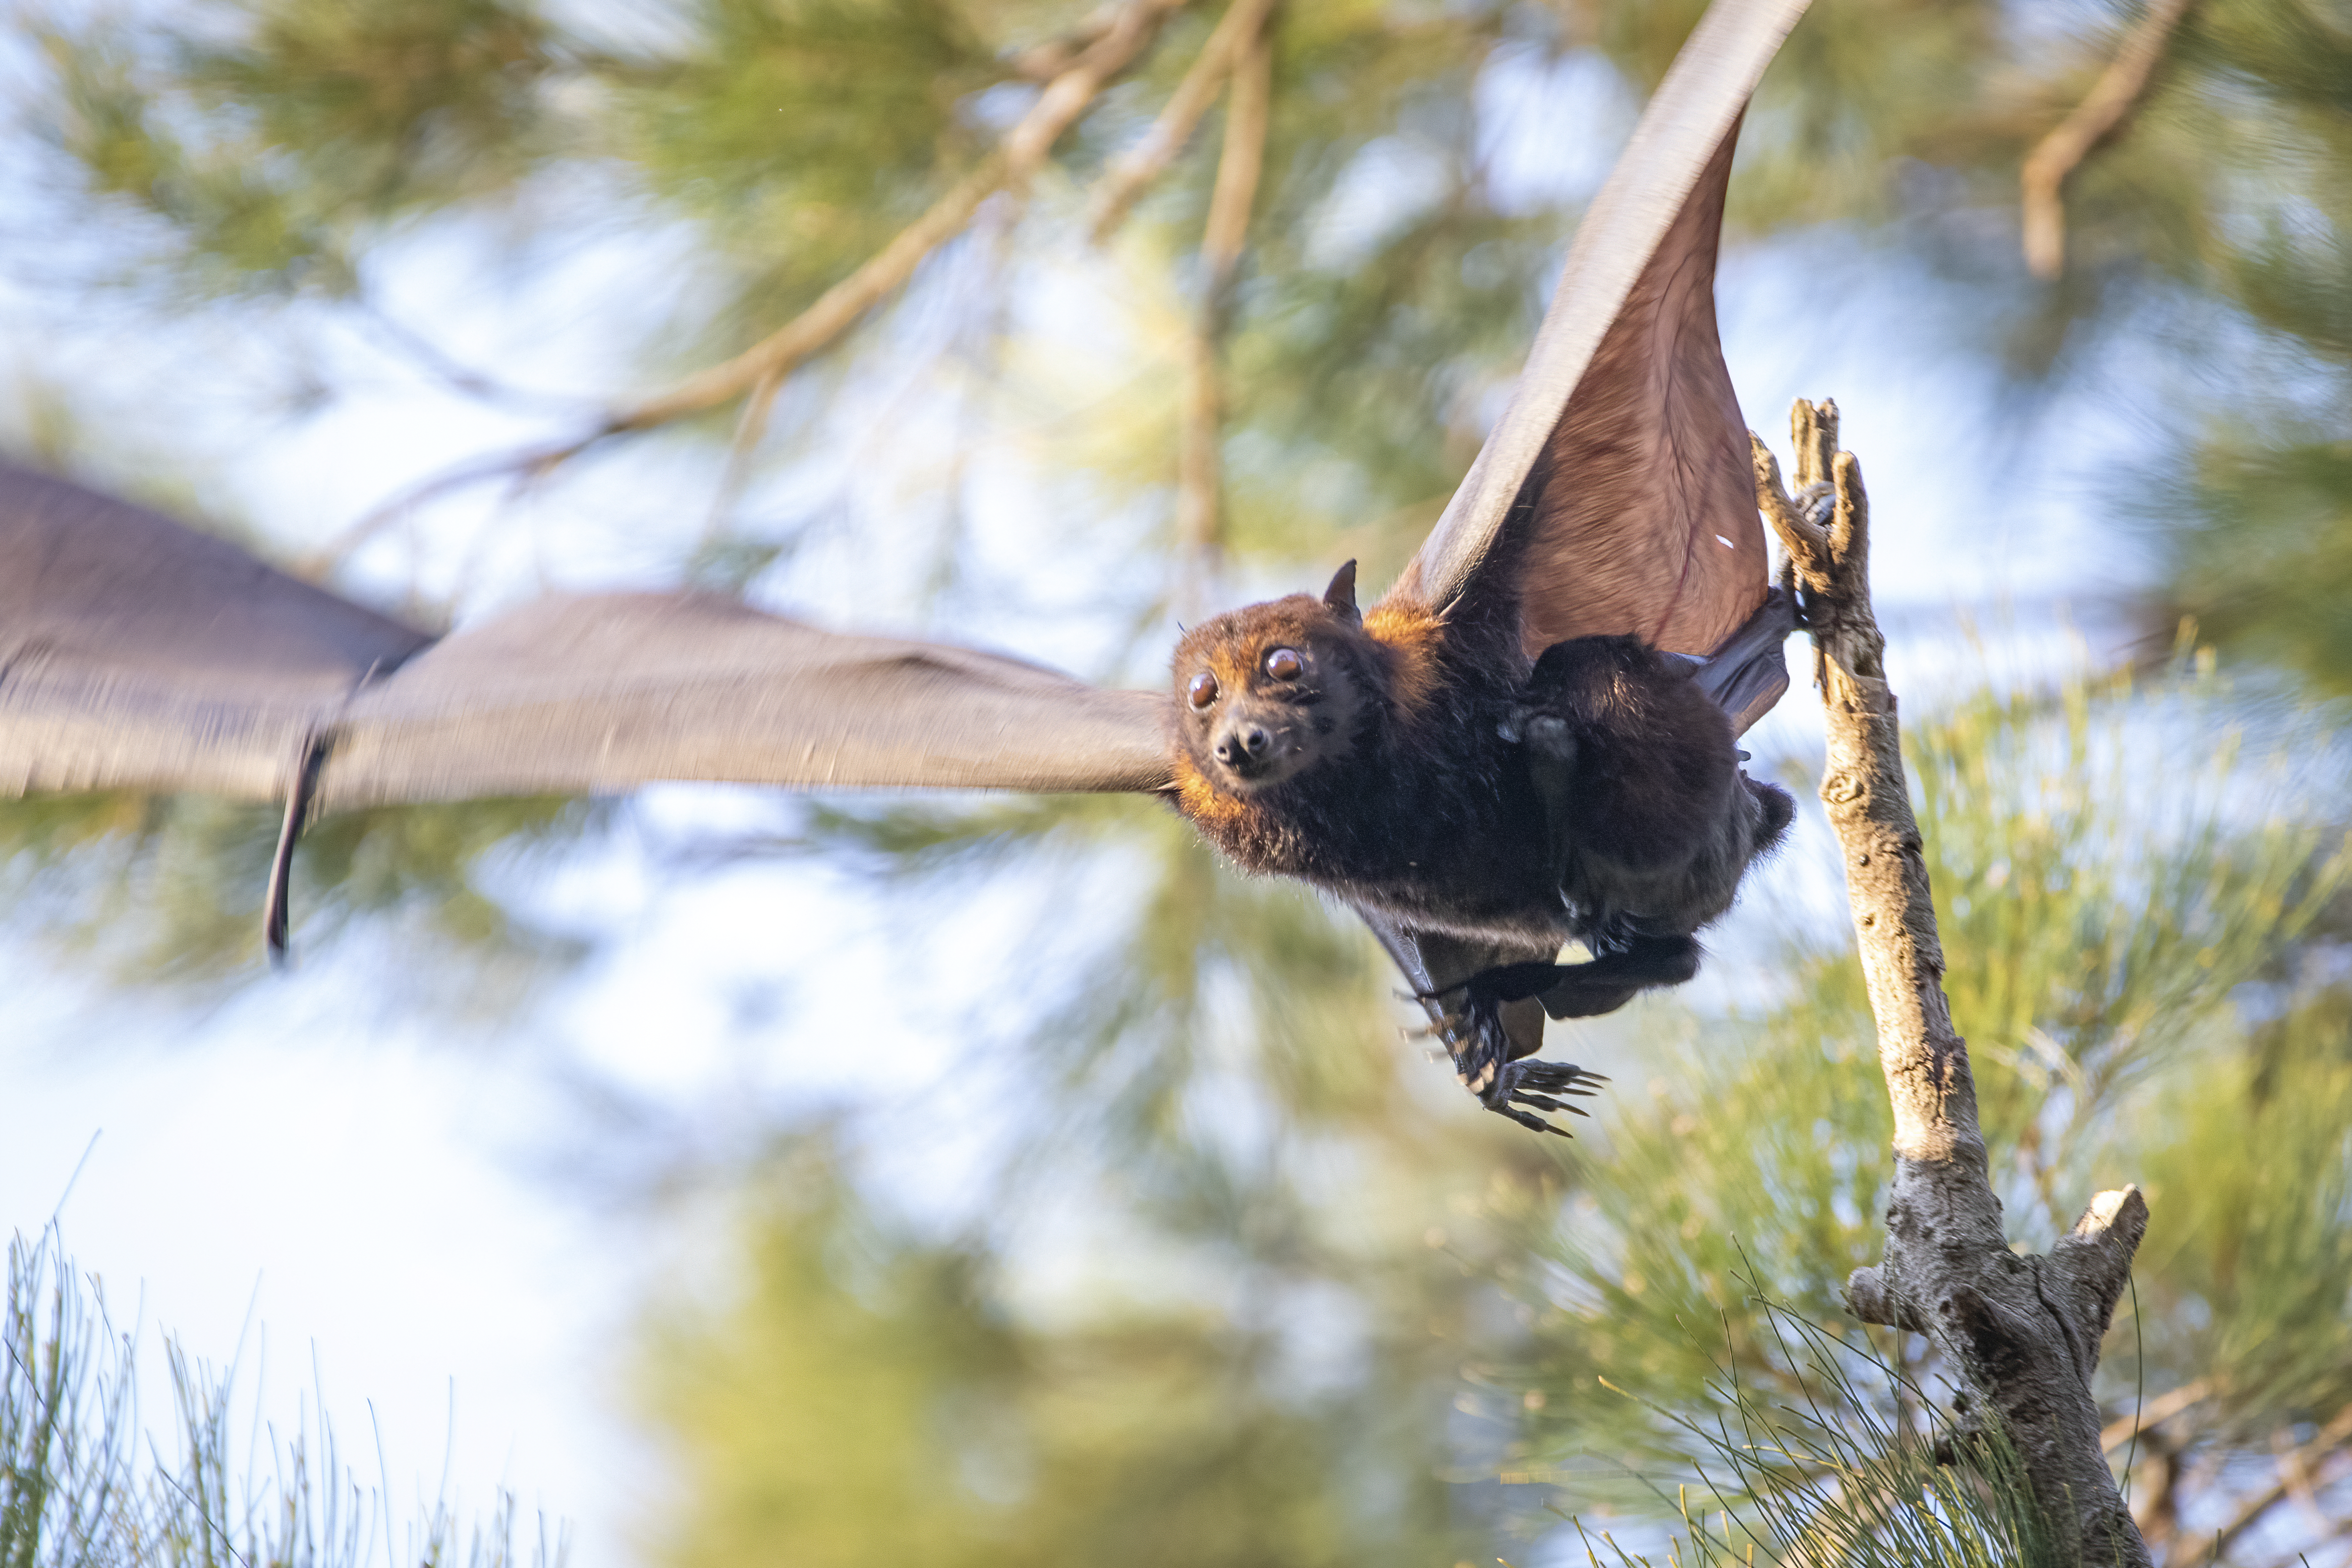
[2020,0,2200,282]
[1755,398,2153,1567]
[1173,5,1274,597]
[300,0,1196,579]
[1086,0,1281,246]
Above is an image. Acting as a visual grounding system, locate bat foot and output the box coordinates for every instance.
[1475,1057,1605,1137]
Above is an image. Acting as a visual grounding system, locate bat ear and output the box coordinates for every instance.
[1323,559,1361,627]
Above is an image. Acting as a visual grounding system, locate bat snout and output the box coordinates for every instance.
[1213,724,1274,768]
[1207,707,1317,789]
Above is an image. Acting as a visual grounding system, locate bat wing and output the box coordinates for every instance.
[0,463,437,802]
[1395,0,1809,711]
[0,463,1175,811]
[321,593,1174,810]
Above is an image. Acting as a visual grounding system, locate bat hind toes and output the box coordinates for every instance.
[1476,1056,1605,1137]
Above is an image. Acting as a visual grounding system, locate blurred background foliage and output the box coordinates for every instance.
[6,0,2352,1561]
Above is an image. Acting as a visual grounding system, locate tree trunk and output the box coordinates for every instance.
[1752,399,2151,1567]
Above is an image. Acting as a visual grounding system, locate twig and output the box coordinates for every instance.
[1086,0,1280,245]
[2021,0,2200,281]
[1172,5,1273,592]
[1754,399,2151,1567]
[701,365,784,543]
[305,0,1192,579]
[351,299,593,416]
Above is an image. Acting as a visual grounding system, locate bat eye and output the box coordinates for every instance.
[1187,671,1220,710]
[1263,647,1304,681]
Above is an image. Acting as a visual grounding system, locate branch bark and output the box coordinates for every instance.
[2021,0,2199,281]
[1753,399,2152,1566]
[1087,0,1280,245]
[1172,7,1272,595]
[302,0,1193,578]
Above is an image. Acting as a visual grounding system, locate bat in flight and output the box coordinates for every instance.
[0,0,1811,1134]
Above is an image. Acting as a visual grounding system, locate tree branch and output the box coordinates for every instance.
[303,0,1192,578]
[1173,6,1272,591]
[1754,398,2152,1567]
[1086,0,1279,245]
[2021,0,2199,281]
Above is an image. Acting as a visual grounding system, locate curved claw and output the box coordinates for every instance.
[1478,1057,1606,1137]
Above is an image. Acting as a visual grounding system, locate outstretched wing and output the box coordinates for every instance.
[1394,0,1809,667]
[0,463,1174,811]
[0,463,436,802]
[322,593,1173,809]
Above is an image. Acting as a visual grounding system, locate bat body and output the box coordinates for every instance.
[0,0,1815,1135]
[1169,566,1794,1135]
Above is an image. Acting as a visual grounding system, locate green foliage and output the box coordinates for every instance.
[636,1139,1477,1568]
[2,1227,557,1568]
[2158,432,2352,694]
[1569,1292,2059,1568]
[615,0,1003,342]
[36,0,560,295]
[2131,982,2352,1425]
[0,790,598,997]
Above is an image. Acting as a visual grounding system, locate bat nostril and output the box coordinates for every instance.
[1244,727,1271,757]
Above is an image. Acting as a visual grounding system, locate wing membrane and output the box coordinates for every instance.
[0,464,1173,810]
[0,463,433,801]
[1399,0,1810,660]
[323,593,1173,809]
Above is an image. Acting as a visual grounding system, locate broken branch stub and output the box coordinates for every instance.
[1753,398,2152,1568]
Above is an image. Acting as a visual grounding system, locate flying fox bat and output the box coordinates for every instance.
[0,0,1811,1133]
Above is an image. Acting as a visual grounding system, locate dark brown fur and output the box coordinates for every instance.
[1167,565,1791,984]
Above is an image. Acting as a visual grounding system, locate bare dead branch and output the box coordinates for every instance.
[1173,8,1273,586]
[309,0,1192,579]
[1087,0,1280,245]
[1757,398,2152,1567]
[2021,0,2200,281]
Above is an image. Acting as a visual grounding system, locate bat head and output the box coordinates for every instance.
[1171,562,1378,798]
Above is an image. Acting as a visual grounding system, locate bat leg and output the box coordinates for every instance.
[1435,933,1703,1023]
[1533,933,1701,1019]
[1437,933,1704,1015]
[263,733,331,968]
